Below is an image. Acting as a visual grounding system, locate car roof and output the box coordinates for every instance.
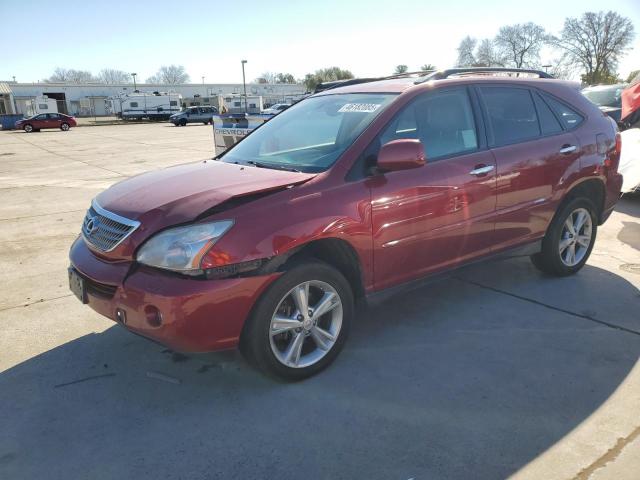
[316,75,579,96]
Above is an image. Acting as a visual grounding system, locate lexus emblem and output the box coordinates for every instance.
[86,216,99,235]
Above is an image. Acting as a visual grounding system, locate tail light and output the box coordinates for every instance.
[605,132,621,170]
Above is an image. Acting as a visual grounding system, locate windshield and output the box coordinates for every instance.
[582,87,624,108]
[221,93,397,173]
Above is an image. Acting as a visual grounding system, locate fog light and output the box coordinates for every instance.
[144,305,163,328]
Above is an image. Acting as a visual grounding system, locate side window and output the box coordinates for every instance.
[541,93,584,130]
[169,101,177,106]
[130,102,139,108]
[380,88,478,160]
[532,92,562,135]
[480,87,540,146]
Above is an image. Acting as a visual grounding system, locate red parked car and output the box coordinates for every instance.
[69,68,623,380]
[15,113,77,132]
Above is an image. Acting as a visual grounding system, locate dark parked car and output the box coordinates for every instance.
[582,83,627,127]
[15,113,77,132]
[16,113,77,133]
[170,106,218,126]
[69,68,623,380]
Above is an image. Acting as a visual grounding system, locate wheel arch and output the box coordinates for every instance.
[562,177,606,223]
[271,237,366,301]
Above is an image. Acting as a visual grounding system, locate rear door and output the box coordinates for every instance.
[369,87,498,290]
[49,113,62,128]
[477,85,582,250]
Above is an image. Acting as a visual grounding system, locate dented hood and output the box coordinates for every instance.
[96,160,315,230]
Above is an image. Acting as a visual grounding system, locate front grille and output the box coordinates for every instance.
[82,201,140,252]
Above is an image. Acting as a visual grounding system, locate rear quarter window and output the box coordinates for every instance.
[540,93,584,130]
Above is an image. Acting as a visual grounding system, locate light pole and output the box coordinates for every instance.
[131,72,137,91]
[542,64,552,74]
[241,60,248,114]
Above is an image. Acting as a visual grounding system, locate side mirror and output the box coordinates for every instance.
[377,139,426,172]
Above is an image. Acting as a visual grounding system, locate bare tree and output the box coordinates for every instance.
[46,68,96,83]
[255,72,296,84]
[395,65,408,74]
[146,65,190,84]
[456,36,477,67]
[554,11,635,84]
[495,22,547,68]
[98,69,131,84]
[475,39,505,67]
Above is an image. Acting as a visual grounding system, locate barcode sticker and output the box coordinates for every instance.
[338,103,382,113]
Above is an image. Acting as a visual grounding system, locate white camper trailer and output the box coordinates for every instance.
[25,95,58,117]
[108,91,182,120]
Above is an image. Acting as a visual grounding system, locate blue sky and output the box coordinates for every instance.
[1,0,639,83]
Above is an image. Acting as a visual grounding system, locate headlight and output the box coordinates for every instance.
[136,220,233,272]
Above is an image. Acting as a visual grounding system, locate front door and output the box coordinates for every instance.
[369,87,497,290]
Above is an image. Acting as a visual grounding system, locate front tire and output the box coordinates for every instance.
[24,124,33,133]
[60,123,70,131]
[531,197,598,276]
[179,119,187,126]
[241,261,353,381]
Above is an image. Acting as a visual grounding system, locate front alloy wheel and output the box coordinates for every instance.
[241,261,353,380]
[60,123,70,131]
[269,280,343,368]
[24,124,33,133]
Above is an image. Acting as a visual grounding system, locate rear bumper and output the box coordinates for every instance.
[69,238,280,352]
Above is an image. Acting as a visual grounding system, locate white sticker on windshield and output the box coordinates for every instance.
[338,103,382,113]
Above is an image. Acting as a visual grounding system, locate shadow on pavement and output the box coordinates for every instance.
[1,258,639,479]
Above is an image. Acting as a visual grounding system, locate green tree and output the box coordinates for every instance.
[303,67,354,91]
[420,64,437,71]
[394,65,408,74]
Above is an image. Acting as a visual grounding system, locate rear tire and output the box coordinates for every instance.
[240,261,353,381]
[530,197,598,276]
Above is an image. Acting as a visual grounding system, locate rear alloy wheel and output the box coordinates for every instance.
[60,123,70,131]
[24,124,33,133]
[531,198,597,276]
[241,261,353,380]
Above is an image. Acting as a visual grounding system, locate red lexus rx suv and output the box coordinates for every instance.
[69,68,623,380]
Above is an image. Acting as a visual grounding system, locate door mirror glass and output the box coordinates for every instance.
[378,139,426,172]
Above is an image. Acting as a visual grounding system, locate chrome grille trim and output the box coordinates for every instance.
[81,200,140,252]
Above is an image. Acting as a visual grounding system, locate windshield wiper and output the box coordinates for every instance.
[246,160,302,173]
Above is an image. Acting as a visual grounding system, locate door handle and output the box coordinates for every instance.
[469,165,495,176]
[559,144,577,154]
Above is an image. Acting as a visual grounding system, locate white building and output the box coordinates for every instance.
[1,81,306,117]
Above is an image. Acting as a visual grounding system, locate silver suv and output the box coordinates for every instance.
[170,106,219,126]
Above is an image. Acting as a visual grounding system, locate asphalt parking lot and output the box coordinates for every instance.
[1,123,639,480]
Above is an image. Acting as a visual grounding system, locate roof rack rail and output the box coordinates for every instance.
[314,70,436,93]
[415,67,553,84]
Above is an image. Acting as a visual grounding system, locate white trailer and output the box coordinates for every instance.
[25,95,58,116]
[108,91,182,120]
